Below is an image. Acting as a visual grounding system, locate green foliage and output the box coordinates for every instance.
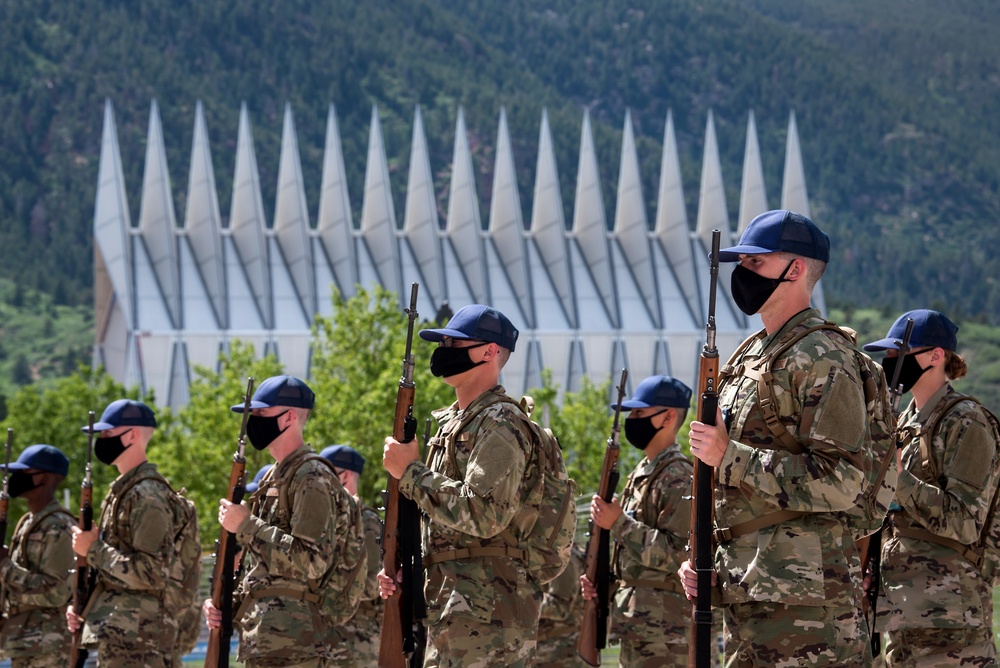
[307,285,454,509]
[156,341,284,548]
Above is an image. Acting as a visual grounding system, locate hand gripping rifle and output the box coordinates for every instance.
[577,368,628,667]
[860,316,913,655]
[689,230,720,668]
[379,283,427,668]
[69,415,95,668]
[0,429,12,617]
[204,377,255,668]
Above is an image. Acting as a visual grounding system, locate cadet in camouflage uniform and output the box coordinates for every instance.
[864,310,1000,667]
[0,445,74,667]
[66,399,180,668]
[321,444,383,667]
[536,545,586,667]
[681,210,873,666]
[204,375,358,668]
[582,375,694,667]
[380,304,541,667]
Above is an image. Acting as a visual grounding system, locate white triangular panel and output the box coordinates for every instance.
[138,100,180,328]
[359,106,401,299]
[526,239,572,329]
[403,106,444,308]
[738,110,768,235]
[229,104,272,328]
[446,108,486,304]
[441,239,476,308]
[273,104,316,317]
[484,240,528,332]
[695,111,737,313]
[610,239,655,331]
[566,338,587,394]
[521,339,544,396]
[178,236,220,330]
[184,100,226,327]
[652,242,698,332]
[572,110,616,325]
[133,237,174,331]
[578,334,616,388]
[313,238,338,317]
[316,104,356,298]
[222,236,265,330]
[621,334,660,382]
[488,108,531,324]
[94,99,133,328]
[168,340,190,409]
[137,333,173,404]
[271,334,311,380]
[184,334,224,376]
[530,110,574,326]
[613,110,659,325]
[651,339,670,376]
[354,237,384,296]
[568,240,613,330]
[398,239,439,318]
[536,332,573,399]
[268,237,309,329]
[97,294,131,383]
[654,110,698,323]
[667,333,703,393]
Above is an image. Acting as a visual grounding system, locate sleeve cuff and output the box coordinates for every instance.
[398,460,428,499]
[719,439,751,486]
[236,515,266,546]
[609,510,635,540]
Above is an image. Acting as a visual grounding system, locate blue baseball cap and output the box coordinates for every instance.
[231,375,315,412]
[613,375,693,411]
[3,444,70,477]
[419,304,519,352]
[320,444,365,475]
[863,309,959,353]
[245,463,273,493]
[717,210,830,263]
[84,399,157,432]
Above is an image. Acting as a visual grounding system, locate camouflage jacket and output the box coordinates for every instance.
[715,308,869,607]
[610,444,691,644]
[236,444,342,661]
[880,383,1000,629]
[536,545,584,666]
[83,461,178,648]
[332,503,383,646]
[0,500,74,656]
[399,385,540,630]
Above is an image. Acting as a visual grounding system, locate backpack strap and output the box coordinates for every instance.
[916,394,974,482]
[714,509,807,544]
[888,512,984,568]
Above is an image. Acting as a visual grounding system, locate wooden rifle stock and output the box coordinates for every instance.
[577,369,628,667]
[204,377,255,668]
[70,414,94,668]
[689,230,720,668]
[379,283,422,668]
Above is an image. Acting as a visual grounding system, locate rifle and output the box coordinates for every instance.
[204,377,255,668]
[859,316,914,655]
[689,229,720,668]
[0,428,12,617]
[379,283,426,668]
[69,415,95,668]
[577,368,628,667]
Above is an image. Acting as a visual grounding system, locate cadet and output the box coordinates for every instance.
[536,545,586,667]
[66,399,180,667]
[582,375,694,667]
[681,210,873,665]
[864,310,1000,666]
[321,444,382,667]
[380,303,541,667]
[203,375,365,668]
[0,444,74,667]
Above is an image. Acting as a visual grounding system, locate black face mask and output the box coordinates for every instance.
[880,352,930,394]
[429,342,489,378]
[730,260,794,316]
[8,471,41,498]
[246,411,290,451]
[95,431,131,465]
[624,410,668,451]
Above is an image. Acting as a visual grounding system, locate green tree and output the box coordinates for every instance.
[307,286,454,508]
[158,341,284,547]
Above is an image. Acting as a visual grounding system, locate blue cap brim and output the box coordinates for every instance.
[82,421,116,432]
[717,245,777,262]
[610,400,646,410]
[418,327,475,343]
[862,337,899,352]
[231,400,273,413]
[1,462,29,471]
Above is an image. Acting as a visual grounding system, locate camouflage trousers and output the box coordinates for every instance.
[425,615,537,668]
[10,654,69,668]
[534,634,586,667]
[619,638,688,667]
[722,601,872,667]
[884,626,997,667]
[244,659,324,668]
[95,645,170,668]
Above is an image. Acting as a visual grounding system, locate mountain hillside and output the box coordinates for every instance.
[1,0,999,322]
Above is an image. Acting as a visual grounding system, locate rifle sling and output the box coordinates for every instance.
[714,509,807,544]
[423,545,526,566]
[887,513,983,569]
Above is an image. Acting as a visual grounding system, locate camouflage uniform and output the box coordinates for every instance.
[328,503,383,667]
[610,444,692,668]
[0,500,75,667]
[879,383,1000,667]
[399,385,541,668]
[715,308,872,666]
[81,461,179,668]
[235,445,346,667]
[535,546,585,667]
